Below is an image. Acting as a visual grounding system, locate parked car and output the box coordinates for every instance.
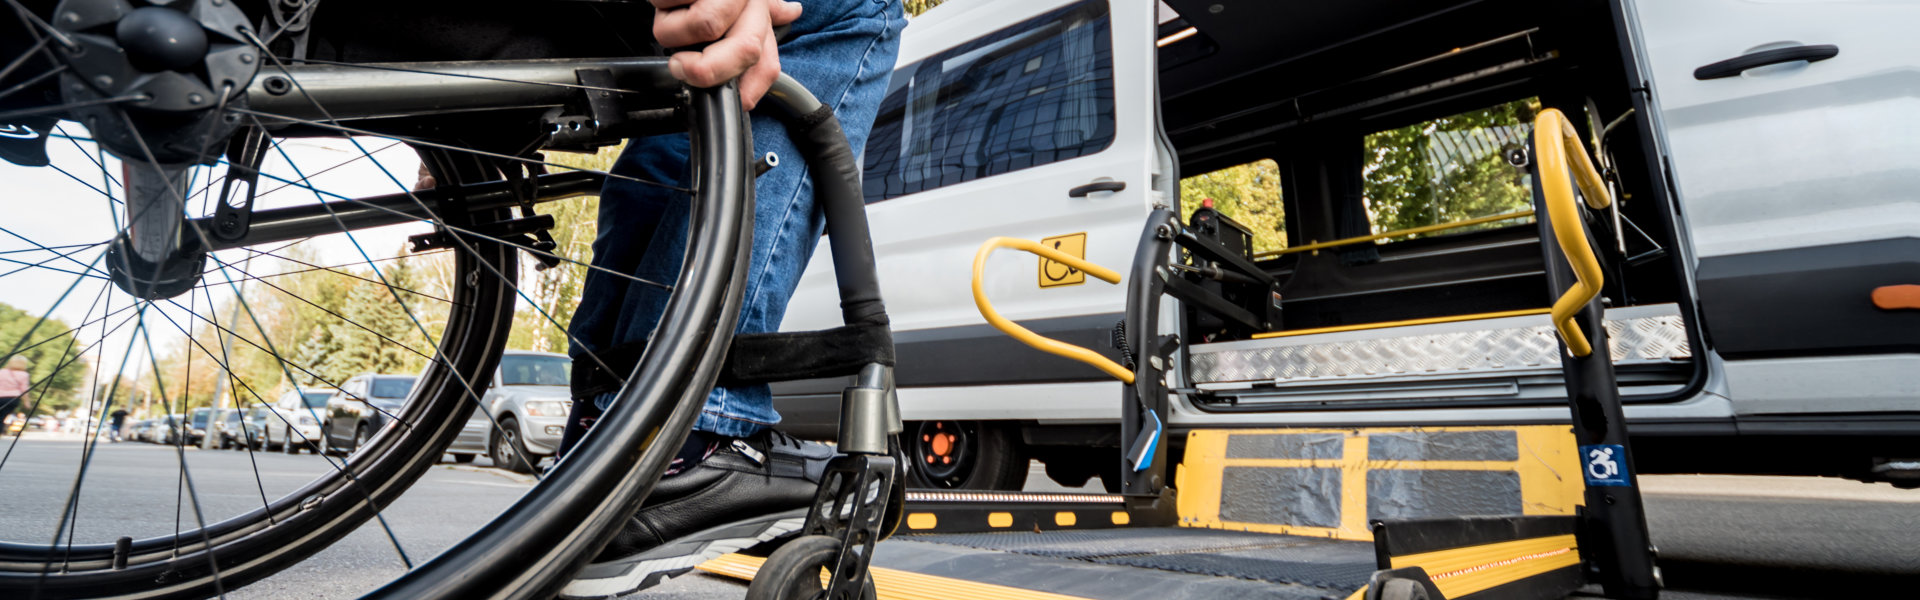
[324,374,418,456]
[211,409,253,450]
[448,351,572,473]
[150,414,185,444]
[242,406,272,450]
[186,408,214,446]
[266,389,332,454]
[124,419,151,441]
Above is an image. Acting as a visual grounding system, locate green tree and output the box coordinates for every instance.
[904,0,947,16]
[1362,98,1540,240]
[514,147,615,354]
[0,302,85,413]
[1181,159,1286,254]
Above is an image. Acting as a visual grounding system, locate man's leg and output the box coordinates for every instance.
[559,0,902,595]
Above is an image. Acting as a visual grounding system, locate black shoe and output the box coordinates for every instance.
[559,430,833,599]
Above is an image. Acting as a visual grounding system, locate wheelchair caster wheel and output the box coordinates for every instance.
[745,535,877,600]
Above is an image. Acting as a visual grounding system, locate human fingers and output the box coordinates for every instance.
[767,0,802,27]
[739,21,781,110]
[653,0,750,49]
[665,0,771,88]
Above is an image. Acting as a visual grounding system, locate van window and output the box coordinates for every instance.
[1361,98,1540,242]
[863,0,1116,203]
[1181,159,1285,254]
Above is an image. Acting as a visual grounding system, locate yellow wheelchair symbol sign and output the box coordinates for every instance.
[1038,233,1086,288]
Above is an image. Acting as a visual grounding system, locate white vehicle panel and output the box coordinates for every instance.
[1629,0,1919,259]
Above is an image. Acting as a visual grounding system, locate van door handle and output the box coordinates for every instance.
[1068,180,1127,197]
[1693,44,1838,80]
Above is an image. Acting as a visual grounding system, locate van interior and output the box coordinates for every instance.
[1155,0,1701,411]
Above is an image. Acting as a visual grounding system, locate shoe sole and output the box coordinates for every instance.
[558,508,809,599]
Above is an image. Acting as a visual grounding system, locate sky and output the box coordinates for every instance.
[3,124,436,387]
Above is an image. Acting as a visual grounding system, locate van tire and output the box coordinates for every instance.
[903,421,1024,491]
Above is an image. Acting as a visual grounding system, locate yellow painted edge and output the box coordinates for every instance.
[1251,308,1552,339]
[699,553,1098,600]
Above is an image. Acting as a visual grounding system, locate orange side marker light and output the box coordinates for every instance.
[1872,285,1920,310]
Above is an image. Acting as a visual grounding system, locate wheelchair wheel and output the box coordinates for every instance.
[0,1,755,597]
[745,535,879,600]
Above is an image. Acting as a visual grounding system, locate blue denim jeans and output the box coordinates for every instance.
[568,0,905,438]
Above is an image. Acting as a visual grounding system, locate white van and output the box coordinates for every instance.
[777,0,1919,490]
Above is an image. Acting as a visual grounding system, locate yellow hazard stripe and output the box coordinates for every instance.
[699,553,1097,600]
[1388,534,1581,598]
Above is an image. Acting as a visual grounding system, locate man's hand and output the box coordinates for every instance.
[652,0,803,110]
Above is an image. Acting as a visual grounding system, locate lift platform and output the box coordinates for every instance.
[706,110,1660,600]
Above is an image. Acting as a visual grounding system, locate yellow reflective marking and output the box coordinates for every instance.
[906,513,937,530]
[1110,511,1130,526]
[1390,535,1581,598]
[1054,512,1077,527]
[988,512,1014,528]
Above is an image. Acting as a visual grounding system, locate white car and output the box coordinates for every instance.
[448,351,573,473]
[264,389,331,455]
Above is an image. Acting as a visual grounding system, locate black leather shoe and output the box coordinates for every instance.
[560,429,833,599]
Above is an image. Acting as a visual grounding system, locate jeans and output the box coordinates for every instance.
[567,0,905,438]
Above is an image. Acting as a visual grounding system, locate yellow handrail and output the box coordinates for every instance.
[1253,209,1536,259]
[1535,108,1613,357]
[971,237,1134,384]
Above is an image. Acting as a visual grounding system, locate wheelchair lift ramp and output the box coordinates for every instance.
[701,528,1377,600]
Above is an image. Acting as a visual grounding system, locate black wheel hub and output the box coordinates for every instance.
[911,420,974,486]
[51,0,258,162]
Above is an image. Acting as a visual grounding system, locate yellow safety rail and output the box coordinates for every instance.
[1253,209,1536,259]
[971,237,1134,384]
[1534,108,1613,357]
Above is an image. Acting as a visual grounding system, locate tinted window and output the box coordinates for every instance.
[1362,98,1539,243]
[863,0,1116,203]
[500,355,571,386]
[191,409,211,427]
[369,378,416,400]
[302,392,330,408]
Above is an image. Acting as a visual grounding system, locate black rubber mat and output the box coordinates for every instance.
[905,527,1376,592]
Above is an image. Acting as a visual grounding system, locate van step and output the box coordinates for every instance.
[1189,303,1687,386]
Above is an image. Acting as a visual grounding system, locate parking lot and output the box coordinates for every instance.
[2,431,1915,599]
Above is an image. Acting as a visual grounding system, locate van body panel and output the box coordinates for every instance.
[1627,0,1919,260]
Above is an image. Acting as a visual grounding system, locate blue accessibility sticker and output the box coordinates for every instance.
[1579,444,1631,487]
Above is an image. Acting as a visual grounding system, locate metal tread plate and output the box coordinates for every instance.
[904,527,1376,593]
[1189,303,1689,385]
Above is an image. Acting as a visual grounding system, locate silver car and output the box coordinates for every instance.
[448,351,572,473]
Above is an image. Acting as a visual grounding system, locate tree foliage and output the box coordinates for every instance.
[0,302,85,412]
[1180,159,1286,253]
[1361,98,1539,239]
[904,0,947,16]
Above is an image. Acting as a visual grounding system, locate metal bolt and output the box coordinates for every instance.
[63,11,79,23]
[188,93,204,104]
[1209,4,1224,14]
[239,53,253,64]
[94,75,113,88]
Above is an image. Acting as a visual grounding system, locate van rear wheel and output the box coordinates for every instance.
[904,421,1024,491]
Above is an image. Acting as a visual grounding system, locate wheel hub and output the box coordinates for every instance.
[51,0,258,162]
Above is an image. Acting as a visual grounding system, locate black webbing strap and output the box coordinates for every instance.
[570,323,895,399]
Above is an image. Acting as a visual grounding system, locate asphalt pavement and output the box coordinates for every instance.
[2,433,1914,599]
